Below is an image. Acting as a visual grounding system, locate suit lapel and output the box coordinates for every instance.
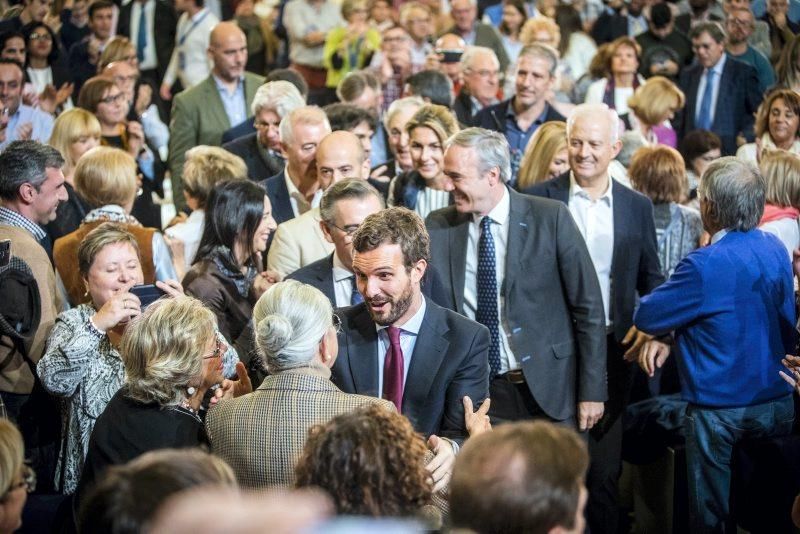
[687,68,702,130]
[403,300,449,413]
[448,210,470,313]
[201,78,231,131]
[272,171,294,224]
[550,173,571,203]
[611,179,630,277]
[504,190,530,298]
[347,305,380,397]
[713,60,732,129]
[319,254,336,304]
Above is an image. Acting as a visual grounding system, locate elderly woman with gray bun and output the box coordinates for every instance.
[206,279,394,489]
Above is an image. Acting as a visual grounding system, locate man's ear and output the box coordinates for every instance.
[320,220,334,244]
[17,183,35,204]
[412,258,427,284]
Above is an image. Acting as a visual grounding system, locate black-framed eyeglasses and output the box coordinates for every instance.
[326,221,360,237]
[99,92,126,105]
[332,313,342,333]
[5,463,36,497]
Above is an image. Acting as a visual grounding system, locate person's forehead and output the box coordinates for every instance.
[470,53,497,69]
[354,243,404,266]
[518,55,551,72]
[317,145,361,167]
[91,7,114,18]
[0,65,23,81]
[569,115,613,139]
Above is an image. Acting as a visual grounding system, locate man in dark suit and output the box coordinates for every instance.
[525,103,665,534]
[332,207,490,445]
[117,0,177,101]
[677,21,763,155]
[257,106,331,226]
[446,0,509,72]
[472,44,565,185]
[427,126,606,434]
[452,47,501,127]
[223,81,306,182]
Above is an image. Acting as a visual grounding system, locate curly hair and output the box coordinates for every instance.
[351,207,430,270]
[294,404,432,517]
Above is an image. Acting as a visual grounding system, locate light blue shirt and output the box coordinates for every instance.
[695,53,727,128]
[1,104,54,149]
[375,296,427,396]
[370,122,389,167]
[213,75,247,128]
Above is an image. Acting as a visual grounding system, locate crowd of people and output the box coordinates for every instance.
[2,0,800,531]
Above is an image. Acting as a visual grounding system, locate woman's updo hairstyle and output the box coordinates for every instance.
[252,280,334,374]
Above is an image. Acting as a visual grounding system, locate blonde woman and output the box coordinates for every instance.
[389,104,458,218]
[53,147,177,306]
[0,420,31,534]
[627,76,685,147]
[45,108,101,241]
[758,149,800,258]
[516,121,568,190]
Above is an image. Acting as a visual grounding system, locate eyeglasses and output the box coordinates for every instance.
[99,92,126,105]
[202,340,224,360]
[29,32,52,41]
[253,119,278,129]
[4,464,36,497]
[332,313,342,333]
[326,221,360,237]
[113,74,139,85]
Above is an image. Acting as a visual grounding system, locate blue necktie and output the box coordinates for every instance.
[697,69,715,131]
[476,216,501,377]
[350,276,363,305]
[136,2,147,63]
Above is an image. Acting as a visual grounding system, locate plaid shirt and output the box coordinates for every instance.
[0,206,46,241]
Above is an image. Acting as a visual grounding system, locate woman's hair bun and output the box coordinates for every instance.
[256,313,294,356]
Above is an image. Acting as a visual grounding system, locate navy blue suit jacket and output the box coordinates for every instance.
[524,173,665,341]
[258,171,296,226]
[331,298,490,440]
[221,118,257,144]
[677,55,763,155]
[223,133,283,182]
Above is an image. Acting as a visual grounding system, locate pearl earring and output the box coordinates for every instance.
[187,386,196,396]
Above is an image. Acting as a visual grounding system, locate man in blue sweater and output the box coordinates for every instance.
[634,156,796,532]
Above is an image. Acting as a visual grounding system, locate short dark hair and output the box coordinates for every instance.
[0,140,65,201]
[689,21,727,43]
[77,449,236,534]
[336,70,380,103]
[295,404,432,517]
[319,178,384,226]
[195,180,267,267]
[323,102,377,133]
[679,129,722,166]
[451,421,589,534]
[0,30,24,54]
[21,22,60,64]
[0,57,24,78]
[352,207,430,270]
[89,0,115,18]
[649,3,673,29]
[265,68,309,99]
[404,70,453,107]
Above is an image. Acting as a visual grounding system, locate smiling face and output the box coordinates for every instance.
[388,105,420,171]
[515,54,553,110]
[768,97,800,145]
[548,148,570,180]
[85,241,144,311]
[27,166,68,224]
[567,113,621,184]
[251,196,277,254]
[353,242,424,326]
[410,126,444,181]
[442,143,503,217]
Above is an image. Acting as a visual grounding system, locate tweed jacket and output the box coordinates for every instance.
[205,370,394,489]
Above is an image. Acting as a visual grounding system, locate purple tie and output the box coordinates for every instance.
[383,326,404,412]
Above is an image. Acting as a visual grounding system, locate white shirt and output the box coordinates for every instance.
[463,187,518,372]
[129,0,158,71]
[376,297,426,396]
[284,167,323,217]
[695,53,727,128]
[162,8,218,89]
[568,173,615,327]
[164,208,205,270]
[414,188,450,220]
[332,252,355,308]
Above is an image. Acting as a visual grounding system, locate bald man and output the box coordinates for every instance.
[167,21,265,212]
[267,131,366,277]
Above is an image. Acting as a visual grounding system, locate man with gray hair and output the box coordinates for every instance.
[472,44,566,185]
[427,126,606,438]
[526,103,664,534]
[634,157,796,531]
[446,0,509,73]
[223,81,306,181]
[453,46,501,126]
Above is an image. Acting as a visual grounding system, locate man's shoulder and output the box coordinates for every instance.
[432,299,488,338]
[425,205,461,229]
[287,254,332,282]
[222,132,257,154]
[244,72,266,87]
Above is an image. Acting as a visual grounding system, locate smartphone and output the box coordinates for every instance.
[0,240,9,268]
[129,284,166,310]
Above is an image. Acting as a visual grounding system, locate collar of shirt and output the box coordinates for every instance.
[284,167,322,211]
[471,184,511,226]
[708,53,727,77]
[471,95,497,115]
[212,74,244,97]
[462,27,476,45]
[569,171,613,206]
[375,295,427,336]
[710,228,728,244]
[332,252,353,283]
[0,205,46,240]
[506,100,549,130]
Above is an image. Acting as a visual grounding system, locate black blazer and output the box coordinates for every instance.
[221,117,257,144]
[472,98,566,133]
[258,170,297,225]
[223,133,284,182]
[590,10,629,45]
[332,298,490,440]
[453,88,477,127]
[288,253,452,309]
[425,189,607,422]
[524,174,665,342]
[117,0,178,80]
[677,54,763,155]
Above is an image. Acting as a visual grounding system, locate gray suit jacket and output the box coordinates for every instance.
[425,189,607,421]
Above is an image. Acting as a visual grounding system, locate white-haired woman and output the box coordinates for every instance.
[206,280,393,489]
[75,295,251,506]
[223,80,306,180]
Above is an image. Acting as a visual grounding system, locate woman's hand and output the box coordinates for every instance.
[253,270,282,298]
[126,121,145,157]
[91,285,141,332]
[210,361,253,407]
[135,84,152,117]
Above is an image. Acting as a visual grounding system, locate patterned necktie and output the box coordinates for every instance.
[697,69,715,131]
[476,216,501,377]
[383,326,404,411]
[136,2,147,63]
[350,276,363,305]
